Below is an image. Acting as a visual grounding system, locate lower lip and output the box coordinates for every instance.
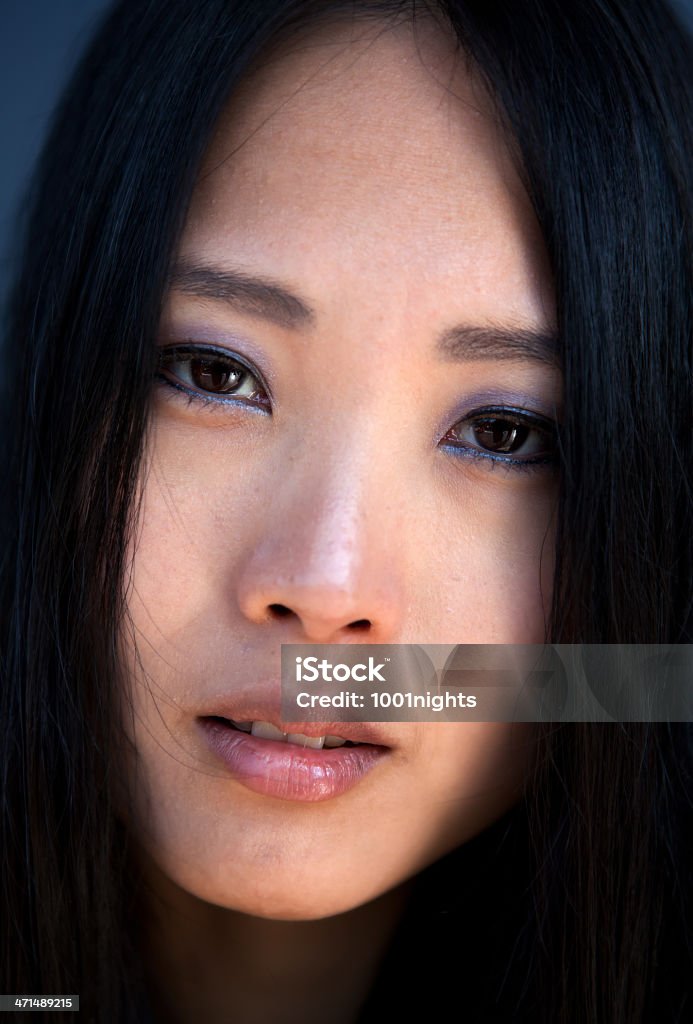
[198,719,388,803]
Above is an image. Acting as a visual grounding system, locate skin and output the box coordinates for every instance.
[121,13,560,1023]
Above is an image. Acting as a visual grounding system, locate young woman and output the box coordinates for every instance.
[1,1,691,1021]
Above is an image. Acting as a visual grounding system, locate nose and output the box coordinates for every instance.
[235,458,406,644]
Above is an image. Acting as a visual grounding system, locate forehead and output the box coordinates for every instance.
[180,13,551,324]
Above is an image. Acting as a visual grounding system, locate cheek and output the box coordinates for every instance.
[404,721,536,856]
[411,470,557,643]
[123,421,254,651]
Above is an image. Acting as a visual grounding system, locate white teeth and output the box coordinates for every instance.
[250,721,286,742]
[236,720,338,749]
[287,733,325,749]
[324,735,347,748]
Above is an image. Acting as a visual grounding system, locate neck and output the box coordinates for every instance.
[139,861,411,1024]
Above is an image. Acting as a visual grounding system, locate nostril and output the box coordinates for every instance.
[348,619,372,631]
[267,606,372,631]
[268,603,293,618]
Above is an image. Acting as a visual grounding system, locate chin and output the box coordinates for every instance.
[229,894,366,922]
[229,865,396,920]
[203,878,386,922]
[146,842,390,921]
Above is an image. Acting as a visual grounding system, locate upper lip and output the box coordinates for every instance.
[198,702,392,747]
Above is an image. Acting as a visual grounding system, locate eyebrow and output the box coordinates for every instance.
[170,260,558,365]
[437,324,559,367]
[170,260,316,330]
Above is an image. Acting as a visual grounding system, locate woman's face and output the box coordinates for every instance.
[122,15,559,919]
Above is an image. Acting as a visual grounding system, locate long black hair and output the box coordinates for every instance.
[1,1,691,1020]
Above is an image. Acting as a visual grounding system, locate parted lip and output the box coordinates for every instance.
[197,703,393,747]
[197,712,390,802]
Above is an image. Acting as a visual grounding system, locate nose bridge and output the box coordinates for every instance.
[235,425,406,641]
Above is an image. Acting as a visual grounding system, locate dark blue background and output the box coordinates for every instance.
[1,0,692,304]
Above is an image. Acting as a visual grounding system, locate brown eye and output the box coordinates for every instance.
[441,407,556,465]
[157,345,270,408]
[190,357,245,393]
[471,418,529,454]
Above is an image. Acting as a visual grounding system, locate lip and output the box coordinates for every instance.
[197,714,391,803]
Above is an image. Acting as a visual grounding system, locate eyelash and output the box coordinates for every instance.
[440,406,558,472]
[156,344,558,473]
[156,344,271,410]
